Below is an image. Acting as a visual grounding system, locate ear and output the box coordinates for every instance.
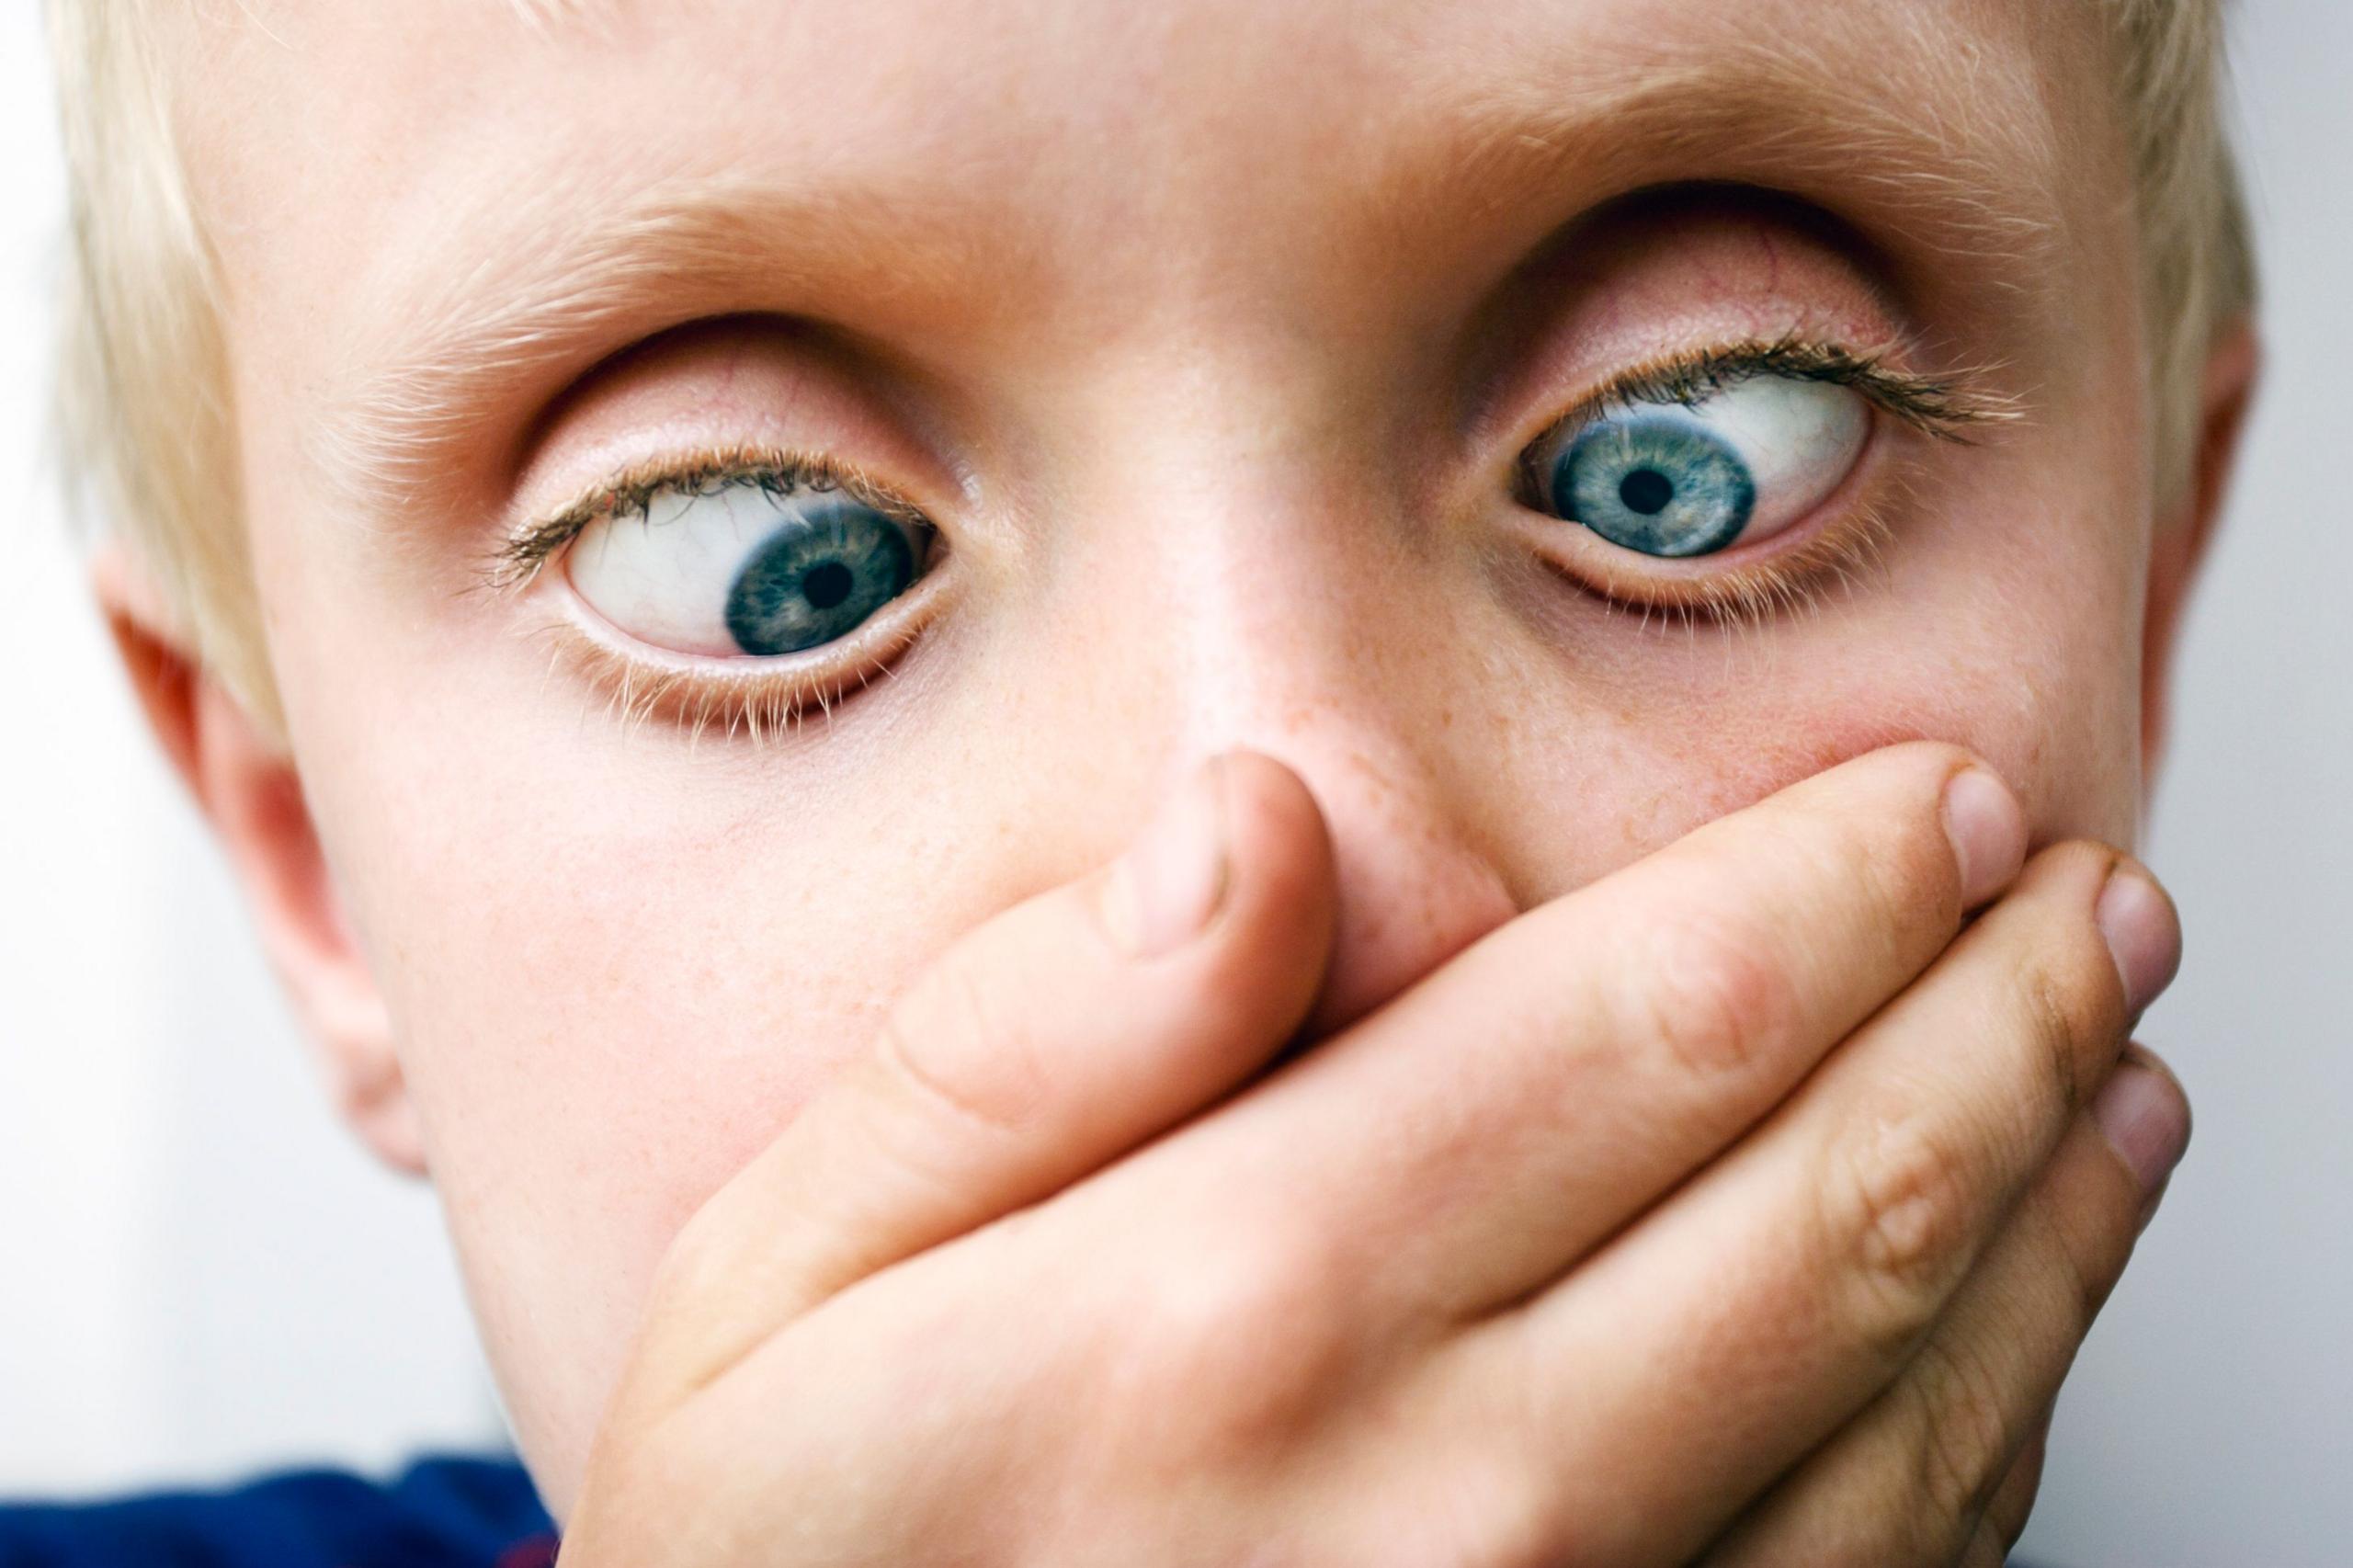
[92,549,426,1177]
[2142,315,2261,782]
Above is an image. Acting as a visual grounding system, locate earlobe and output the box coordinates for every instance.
[2142,315,2261,784]
[91,548,427,1177]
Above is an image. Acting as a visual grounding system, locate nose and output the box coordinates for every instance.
[1259,732,1525,1039]
[1105,472,1526,1039]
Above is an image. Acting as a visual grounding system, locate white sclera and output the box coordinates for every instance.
[567,484,823,657]
[1676,376,1871,543]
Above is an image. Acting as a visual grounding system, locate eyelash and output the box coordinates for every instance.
[1511,335,2016,634]
[487,446,946,742]
[488,335,2013,737]
[490,446,931,588]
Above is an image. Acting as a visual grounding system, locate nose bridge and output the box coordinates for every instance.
[1064,335,1425,749]
[1093,423,1524,1036]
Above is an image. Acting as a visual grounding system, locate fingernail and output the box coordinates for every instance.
[1100,757,1232,958]
[1942,767,2027,908]
[2097,866,2181,1017]
[2092,1052,2191,1201]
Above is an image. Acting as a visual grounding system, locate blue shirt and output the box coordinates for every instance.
[0,1456,556,1568]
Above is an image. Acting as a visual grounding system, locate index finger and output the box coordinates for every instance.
[1163,739,2028,1325]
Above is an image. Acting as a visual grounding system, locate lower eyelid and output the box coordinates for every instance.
[1509,413,1910,622]
[526,540,954,737]
[1540,503,1898,623]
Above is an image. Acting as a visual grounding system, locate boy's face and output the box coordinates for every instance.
[173,0,2181,1508]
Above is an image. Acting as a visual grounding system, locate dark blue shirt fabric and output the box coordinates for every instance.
[0,1456,556,1568]
[0,1459,2068,1567]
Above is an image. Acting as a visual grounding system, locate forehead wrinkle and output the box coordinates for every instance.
[303,167,995,526]
[1373,6,2065,299]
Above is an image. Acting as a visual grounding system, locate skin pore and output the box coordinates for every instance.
[131,0,2245,1517]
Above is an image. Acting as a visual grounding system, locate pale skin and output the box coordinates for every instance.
[104,0,2257,1560]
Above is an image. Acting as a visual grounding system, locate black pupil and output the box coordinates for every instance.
[801,561,856,610]
[1619,469,1675,516]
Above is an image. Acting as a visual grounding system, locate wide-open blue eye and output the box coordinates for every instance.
[566,475,927,658]
[724,506,915,655]
[1529,376,1870,559]
[1552,412,1756,558]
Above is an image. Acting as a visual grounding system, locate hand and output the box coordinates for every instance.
[558,743,2186,1566]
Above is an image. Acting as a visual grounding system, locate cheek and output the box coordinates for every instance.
[276,643,1095,1499]
[1487,490,2147,890]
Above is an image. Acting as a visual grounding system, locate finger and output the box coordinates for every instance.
[1699,1051,2187,1566]
[1973,1406,2054,1563]
[1957,1520,2014,1568]
[1178,740,2029,1325]
[631,750,1337,1405]
[1453,842,2178,1565]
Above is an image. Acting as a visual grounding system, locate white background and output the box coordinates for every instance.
[1,3,2346,1562]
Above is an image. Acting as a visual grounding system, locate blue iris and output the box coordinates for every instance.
[723,505,916,655]
[1549,409,1758,558]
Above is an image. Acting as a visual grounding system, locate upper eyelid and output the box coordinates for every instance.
[485,444,933,592]
[1504,335,2001,628]
[1517,334,2019,477]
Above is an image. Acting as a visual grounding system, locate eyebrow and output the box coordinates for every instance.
[309,8,2069,523]
[306,173,995,519]
[1372,19,2067,296]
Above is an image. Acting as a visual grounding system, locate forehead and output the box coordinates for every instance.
[198,0,2080,143]
[179,0,2125,507]
[185,0,2102,302]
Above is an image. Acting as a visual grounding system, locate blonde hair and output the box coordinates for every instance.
[49,1,2256,733]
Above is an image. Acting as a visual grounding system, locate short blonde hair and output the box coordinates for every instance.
[49,1,2257,733]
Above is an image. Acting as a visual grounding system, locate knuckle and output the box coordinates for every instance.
[1823,1103,1979,1356]
[1842,795,1960,949]
[1100,1215,1344,1465]
[877,947,1051,1136]
[1623,903,1803,1081]
[1958,1526,2014,1568]
[1994,1422,2054,1540]
[2036,1185,2110,1333]
[2013,957,2096,1120]
[1904,1334,2017,1542]
[2008,927,2114,1117]
[2025,1179,2121,1338]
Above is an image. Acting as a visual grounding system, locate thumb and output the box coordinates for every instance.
[630,750,1336,1404]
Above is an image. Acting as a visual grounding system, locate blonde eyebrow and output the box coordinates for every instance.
[306,170,993,522]
[314,8,2069,527]
[1365,13,2067,294]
